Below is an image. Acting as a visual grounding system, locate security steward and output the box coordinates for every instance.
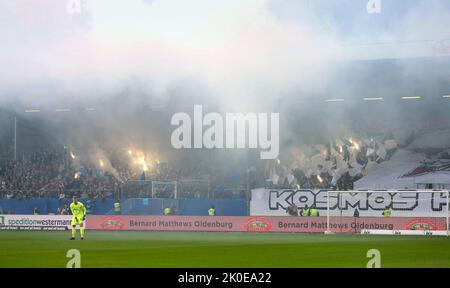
[300,205,310,217]
[114,200,121,215]
[309,205,319,217]
[208,205,216,216]
[163,207,171,215]
[382,207,392,217]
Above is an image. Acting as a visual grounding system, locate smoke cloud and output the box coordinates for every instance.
[1,0,450,173]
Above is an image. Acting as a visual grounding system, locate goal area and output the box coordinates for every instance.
[324,190,449,236]
[151,181,178,199]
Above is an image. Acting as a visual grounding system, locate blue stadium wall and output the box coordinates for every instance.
[0,198,247,216]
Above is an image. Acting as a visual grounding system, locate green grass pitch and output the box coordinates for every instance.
[0,231,449,268]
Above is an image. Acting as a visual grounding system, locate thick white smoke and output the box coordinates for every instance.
[1,0,449,108]
[1,0,449,171]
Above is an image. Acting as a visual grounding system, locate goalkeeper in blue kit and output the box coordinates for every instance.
[69,196,86,240]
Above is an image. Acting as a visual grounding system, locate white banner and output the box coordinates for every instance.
[0,215,72,230]
[250,189,449,217]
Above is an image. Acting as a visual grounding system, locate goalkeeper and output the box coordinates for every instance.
[69,196,86,240]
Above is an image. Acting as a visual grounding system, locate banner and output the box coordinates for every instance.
[0,215,72,230]
[250,189,449,217]
[85,215,447,233]
[0,214,445,233]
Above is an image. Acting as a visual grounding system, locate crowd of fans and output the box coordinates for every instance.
[0,150,122,199]
[0,132,403,204]
[0,148,216,200]
[0,150,63,199]
[265,134,400,190]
